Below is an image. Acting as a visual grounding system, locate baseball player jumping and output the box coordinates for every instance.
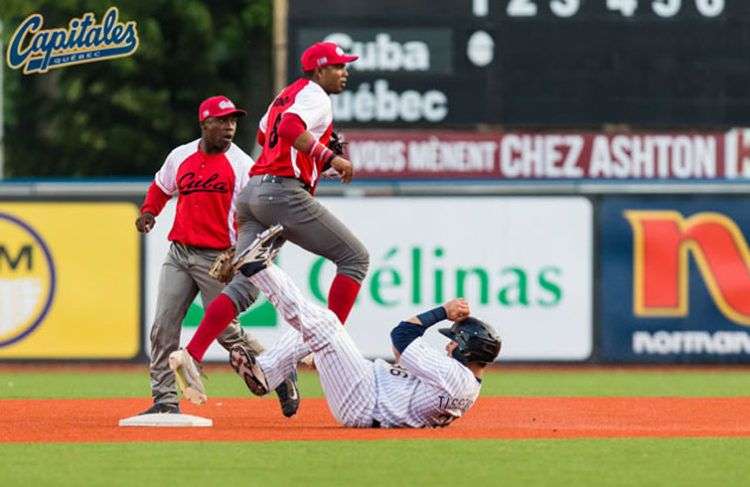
[135,96,299,417]
[170,41,369,399]
[172,225,502,428]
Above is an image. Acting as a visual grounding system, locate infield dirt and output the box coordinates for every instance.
[2,396,749,443]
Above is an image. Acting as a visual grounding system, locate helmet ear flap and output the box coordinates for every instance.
[450,334,470,364]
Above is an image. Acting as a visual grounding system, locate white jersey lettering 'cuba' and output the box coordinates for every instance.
[252,264,482,428]
[155,139,252,249]
[252,79,334,190]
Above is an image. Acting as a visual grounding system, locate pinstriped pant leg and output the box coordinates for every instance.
[250,265,376,427]
[256,327,311,391]
[313,331,376,427]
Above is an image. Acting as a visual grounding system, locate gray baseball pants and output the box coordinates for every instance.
[223,175,369,311]
[150,242,261,406]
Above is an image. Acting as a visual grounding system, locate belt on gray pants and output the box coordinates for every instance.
[254,174,310,191]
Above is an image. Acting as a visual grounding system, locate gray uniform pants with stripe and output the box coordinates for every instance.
[150,242,261,406]
[223,175,369,311]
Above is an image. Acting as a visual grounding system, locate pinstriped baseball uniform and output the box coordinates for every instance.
[252,264,482,428]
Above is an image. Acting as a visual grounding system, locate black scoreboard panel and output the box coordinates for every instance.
[289,1,750,127]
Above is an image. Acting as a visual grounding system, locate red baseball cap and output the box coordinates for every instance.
[301,42,359,71]
[198,95,247,122]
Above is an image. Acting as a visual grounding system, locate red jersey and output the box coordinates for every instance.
[251,78,334,189]
[148,139,253,249]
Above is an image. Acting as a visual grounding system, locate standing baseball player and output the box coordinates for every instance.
[171,41,368,395]
[172,225,502,428]
[135,96,299,417]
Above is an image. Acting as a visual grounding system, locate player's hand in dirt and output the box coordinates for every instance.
[135,212,156,233]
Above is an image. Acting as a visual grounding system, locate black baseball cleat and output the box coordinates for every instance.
[229,345,270,396]
[139,402,180,415]
[233,224,284,277]
[274,371,300,418]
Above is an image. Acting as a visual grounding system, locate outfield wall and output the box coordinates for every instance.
[2,189,750,363]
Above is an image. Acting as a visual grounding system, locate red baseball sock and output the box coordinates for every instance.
[186,293,237,361]
[327,273,361,324]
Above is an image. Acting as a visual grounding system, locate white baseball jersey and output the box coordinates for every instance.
[371,341,481,428]
[252,264,482,428]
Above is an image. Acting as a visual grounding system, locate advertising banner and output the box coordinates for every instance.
[343,129,750,181]
[599,196,750,362]
[0,202,140,359]
[147,197,593,361]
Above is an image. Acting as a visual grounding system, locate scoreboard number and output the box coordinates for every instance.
[503,0,724,18]
[506,0,537,17]
[652,0,681,17]
[695,0,724,17]
[607,0,638,16]
[550,0,580,17]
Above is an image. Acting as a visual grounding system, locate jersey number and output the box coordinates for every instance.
[389,366,409,379]
[268,116,282,149]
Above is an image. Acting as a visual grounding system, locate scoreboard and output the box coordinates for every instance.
[288,0,750,127]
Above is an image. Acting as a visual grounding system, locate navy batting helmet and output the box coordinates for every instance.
[439,317,501,365]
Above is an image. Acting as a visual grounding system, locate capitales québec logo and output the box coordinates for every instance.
[0,213,56,347]
[5,7,139,74]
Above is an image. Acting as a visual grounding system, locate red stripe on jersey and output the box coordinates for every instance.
[169,150,236,249]
[251,78,334,190]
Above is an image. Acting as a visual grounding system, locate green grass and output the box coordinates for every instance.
[1,438,748,486]
[0,370,322,399]
[2,368,750,485]
[2,368,750,399]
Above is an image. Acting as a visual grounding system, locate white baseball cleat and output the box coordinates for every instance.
[168,349,207,405]
[233,224,284,277]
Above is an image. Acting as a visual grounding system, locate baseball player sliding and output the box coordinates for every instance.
[135,96,299,417]
[172,41,368,399]
[171,225,503,428]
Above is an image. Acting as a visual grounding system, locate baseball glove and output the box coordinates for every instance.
[324,131,347,171]
[328,131,347,155]
[208,247,236,283]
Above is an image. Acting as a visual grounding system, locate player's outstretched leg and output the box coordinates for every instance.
[168,349,207,405]
[238,224,342,348]
[233,224,283,276]
[236,225,376,426]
